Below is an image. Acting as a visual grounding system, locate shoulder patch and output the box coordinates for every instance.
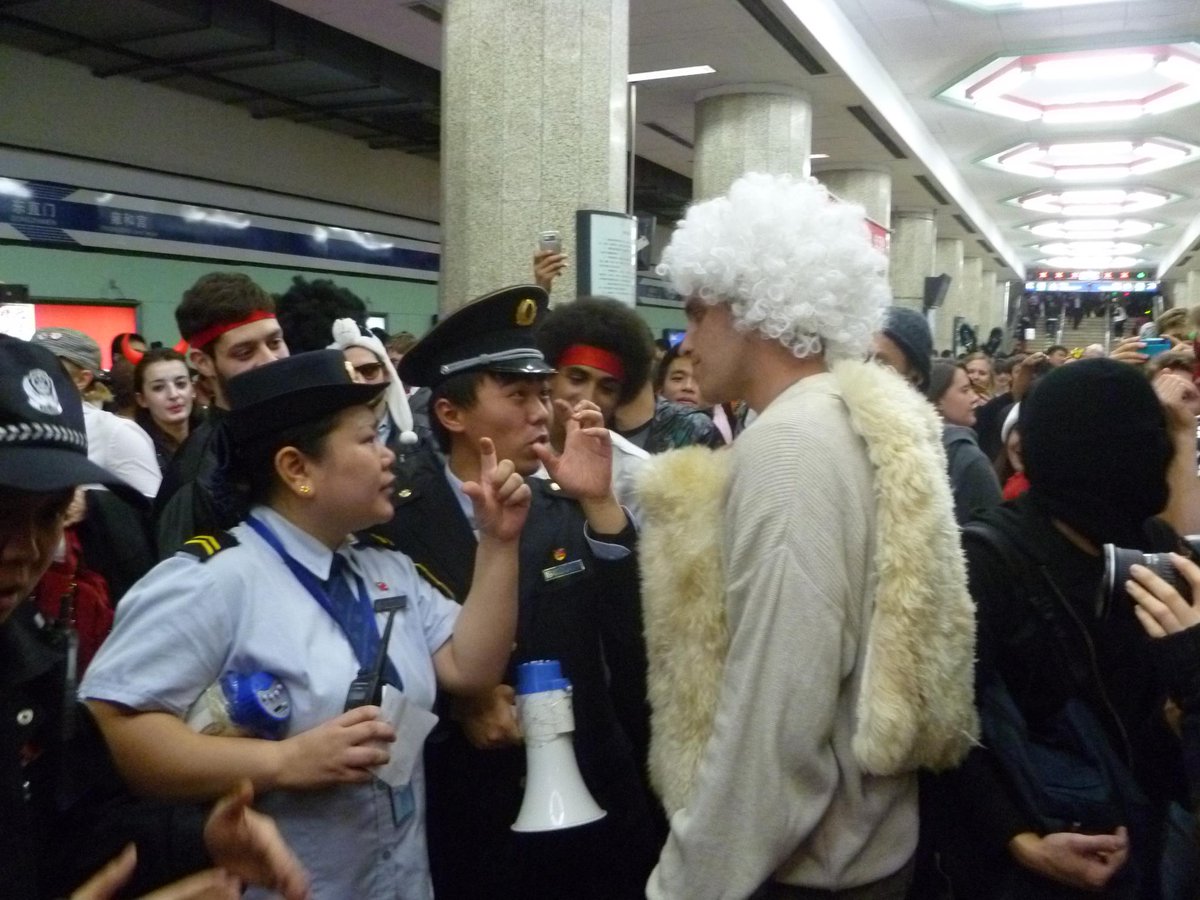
[178,531,239,561]
[414,562,457,602]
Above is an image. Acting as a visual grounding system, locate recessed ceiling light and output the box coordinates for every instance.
[982,137,1199,181]
[948,0,1145,9]
[1027,219,1159,239]
[1041,255,1140,269]
[939,43,1200,122]
[1037,241,1146,256]
[1011,187,1177,217]
[628,65,716,83]
[809,153,830,160]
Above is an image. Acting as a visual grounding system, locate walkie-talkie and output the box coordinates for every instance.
[344,595,408,710]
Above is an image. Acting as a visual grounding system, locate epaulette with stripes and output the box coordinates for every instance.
[178,531,239,561]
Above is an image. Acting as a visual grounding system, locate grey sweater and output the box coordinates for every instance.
[943,424,1002,524]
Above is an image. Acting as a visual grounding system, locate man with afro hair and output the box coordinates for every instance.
[275,276,368,353]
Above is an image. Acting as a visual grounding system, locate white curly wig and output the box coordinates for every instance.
[658,172,889,361]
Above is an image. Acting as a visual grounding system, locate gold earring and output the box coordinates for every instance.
[299,485,312,495]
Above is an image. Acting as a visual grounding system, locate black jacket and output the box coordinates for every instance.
[366,449,659,900]
[926,497,1190,899]
[0,605,211,899]
[152,409,238,559]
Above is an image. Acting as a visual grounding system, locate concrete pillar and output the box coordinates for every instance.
[441,0,628,310]
[888,209,936,312]
[693,85,811,201]
[1188,270,1200,307]
[962,257,984,338]
[816,168,891,231]
[933,237,965,353]
[980,270,998,337]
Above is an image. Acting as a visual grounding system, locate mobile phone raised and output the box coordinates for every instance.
[538,230,562,254]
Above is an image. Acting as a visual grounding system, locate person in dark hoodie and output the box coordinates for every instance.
[926,360,1200,899]
[926,360,1001,524]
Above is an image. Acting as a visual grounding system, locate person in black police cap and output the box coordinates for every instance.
[375,286,661,899]
[400,285,555,389]
[79,346,530,898]
[0,334,311,900]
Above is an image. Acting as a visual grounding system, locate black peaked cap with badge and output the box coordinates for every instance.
[226,349,384,448]
[398,286,554,389]
[0,334,132,494]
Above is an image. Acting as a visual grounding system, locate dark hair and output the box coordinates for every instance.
[428,371,487,454]
[926,360,962,403]
[1046,344,1068,356]
[535,296,654,403]
[133,347,189,395]
[176,273,275,349]
[275,276,367,353]
[428,371,547,454]
[232,410,343,507]
[654,344,688,394]
[994,354,1023,376]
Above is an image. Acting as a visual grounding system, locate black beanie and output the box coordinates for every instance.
[1020,359,1171,548]
[883,307,933,392]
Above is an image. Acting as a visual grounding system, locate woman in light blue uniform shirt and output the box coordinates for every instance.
[81,350,530,898]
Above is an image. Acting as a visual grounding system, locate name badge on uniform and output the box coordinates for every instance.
[542,558,585,582]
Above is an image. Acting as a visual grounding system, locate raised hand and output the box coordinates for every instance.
[275,706,395,791]
[462,437,532,543]
[203,781,311,900]
[532,249,568,292]
[1109,337,1150,367]
[533,399,613,501]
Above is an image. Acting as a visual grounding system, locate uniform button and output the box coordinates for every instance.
[16,709,33,726]
[382,850,392,861]
[398,488,412,498]
[549,483,561,492]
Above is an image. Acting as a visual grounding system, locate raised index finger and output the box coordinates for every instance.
[477,437,497,480]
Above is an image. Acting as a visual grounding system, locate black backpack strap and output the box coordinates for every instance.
[961,520,1093,693]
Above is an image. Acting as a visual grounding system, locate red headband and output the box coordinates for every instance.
[558,344,626,381]
[187,310,277,351]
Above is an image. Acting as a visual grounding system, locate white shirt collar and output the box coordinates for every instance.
[251,504,347,582]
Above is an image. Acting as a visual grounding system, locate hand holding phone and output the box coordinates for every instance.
[1141,337,1172,357]
[538,230,562,255]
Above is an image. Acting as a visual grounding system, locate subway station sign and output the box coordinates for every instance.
[0,176,439,281]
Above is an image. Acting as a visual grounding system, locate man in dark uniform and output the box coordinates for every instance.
[0,334,308,899]
[153,272,288,558]
[368,286,659,900]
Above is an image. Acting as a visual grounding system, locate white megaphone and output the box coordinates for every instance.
[511,659,606,832]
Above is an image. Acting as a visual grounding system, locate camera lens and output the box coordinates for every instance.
[1103,545,1190,614]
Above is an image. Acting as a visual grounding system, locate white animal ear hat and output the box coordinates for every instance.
[329,318,418,446]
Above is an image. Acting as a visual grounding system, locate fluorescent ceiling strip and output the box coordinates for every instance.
[628,65,715,83]
[780,0,1025,274]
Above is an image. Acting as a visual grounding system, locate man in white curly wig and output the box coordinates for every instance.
[643,173,976,899]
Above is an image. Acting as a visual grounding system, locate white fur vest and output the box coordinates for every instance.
[636,359,979,816]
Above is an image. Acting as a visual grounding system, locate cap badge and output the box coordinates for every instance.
[515,298,538,327]
[22,369,62,415]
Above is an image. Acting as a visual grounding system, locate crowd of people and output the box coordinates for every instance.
[4,170,1200,900]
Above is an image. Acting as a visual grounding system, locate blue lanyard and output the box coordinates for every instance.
[246,515,401,690]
